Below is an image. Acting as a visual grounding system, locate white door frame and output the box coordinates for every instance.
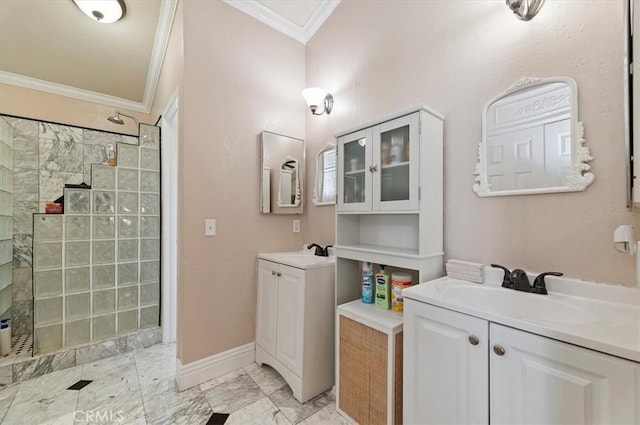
[160,89,179,344]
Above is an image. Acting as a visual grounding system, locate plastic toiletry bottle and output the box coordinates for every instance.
[375,265,391,310]
[108,144,117,166]
[391,272,413,313]
[362,262,374,304]
[0,320,10,356]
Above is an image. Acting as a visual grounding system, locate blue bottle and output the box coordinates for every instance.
[362,262,374,303]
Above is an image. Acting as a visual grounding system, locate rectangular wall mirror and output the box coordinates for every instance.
[260,131,304,214]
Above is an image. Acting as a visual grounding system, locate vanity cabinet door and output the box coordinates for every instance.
[490,323,640,425]
[404,299,489,425]
[337,128,373,212]
[275,264,306,377]
[256,260,279,356]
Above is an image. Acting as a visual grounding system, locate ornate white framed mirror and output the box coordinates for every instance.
[473,76,594,197]
[313,142,336,206]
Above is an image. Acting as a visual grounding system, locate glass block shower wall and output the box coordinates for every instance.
[0,117,13,319]
[31,124,160,354]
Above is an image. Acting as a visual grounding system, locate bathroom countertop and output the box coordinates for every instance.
[258,251,335,270]
[404,276,640,363]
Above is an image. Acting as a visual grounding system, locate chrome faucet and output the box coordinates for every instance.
[307,243,332,257]
[491,264,563,295]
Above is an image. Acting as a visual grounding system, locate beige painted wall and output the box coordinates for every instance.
[0,83,152,135]
[304,0,637,286]
[179,1,306,363]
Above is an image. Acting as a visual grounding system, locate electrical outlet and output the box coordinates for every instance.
[205,219,216,236]
[293,219,300,233]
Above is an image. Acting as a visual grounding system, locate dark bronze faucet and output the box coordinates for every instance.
[491,264,563,295]
[307,243,333,257]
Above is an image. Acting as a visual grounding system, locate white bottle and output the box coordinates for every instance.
[0,322,11,356]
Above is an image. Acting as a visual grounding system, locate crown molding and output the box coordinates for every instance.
[0,70,149,113]
[223,0,340,45]
[0,0,178,114]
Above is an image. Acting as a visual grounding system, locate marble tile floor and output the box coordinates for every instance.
[0,343,350,425]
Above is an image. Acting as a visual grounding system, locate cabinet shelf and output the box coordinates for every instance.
[381,161,410,170]
[337,299,403,332]
[345,169,366,176]
[335,244,443,274]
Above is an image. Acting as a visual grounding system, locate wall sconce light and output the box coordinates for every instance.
[302,88,334,115]
[73,0,127,24]
[506,0,544,21]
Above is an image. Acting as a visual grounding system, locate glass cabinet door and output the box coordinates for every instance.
[372,113,420,211]
[337,128,372,212]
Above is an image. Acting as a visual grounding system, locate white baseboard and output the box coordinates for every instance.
[176,342,256,391]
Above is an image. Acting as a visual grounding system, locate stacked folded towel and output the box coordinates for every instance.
[446,260,484,283]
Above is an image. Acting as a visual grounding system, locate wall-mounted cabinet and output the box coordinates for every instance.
[335,106,444,296]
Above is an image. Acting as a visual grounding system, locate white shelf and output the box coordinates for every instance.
[345,169,366,176]
[337,299,403,333]
[381,161,409,170]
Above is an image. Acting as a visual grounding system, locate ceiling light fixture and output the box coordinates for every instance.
[107,111,139,126]
[302,88,334,116]
[72,0,127,24]
[505,0,544,21]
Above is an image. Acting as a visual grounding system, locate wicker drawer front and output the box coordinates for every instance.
[339,316,388,425]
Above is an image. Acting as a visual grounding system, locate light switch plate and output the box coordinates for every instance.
[205,219,216,236]
[293,219,300,233]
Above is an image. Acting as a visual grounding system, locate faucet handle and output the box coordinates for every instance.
[491,264,513,288]
[531,272,563,295]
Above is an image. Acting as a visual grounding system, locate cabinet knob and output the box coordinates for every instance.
[468,335,479,346]
[271,270,276,275]
[369,164,377,172]
[276,272,282,277]
[493,345,506,356]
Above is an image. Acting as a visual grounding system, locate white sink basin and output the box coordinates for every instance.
[258,251,335,270]
[440,284,596,325]
[403,277,640,362]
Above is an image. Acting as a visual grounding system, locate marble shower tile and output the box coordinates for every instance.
[39,122,83,142]
[3,364,82,424]
[12,267,32,301]
[225,397,292,425]
[12,121,39,171]
[39,139,83,172]
[244,363,287,396]
[142,384,212,425]
[12,350,76,382]
[39,170,84,202]
[0,364,13,386]
[83,129,121,146]
[201,370,265,414]
[76,337,127,365]
[11,300,32,336]
[12,234,32,268]
[268,386,332,425]
[139,125,159,149]
[126,327,161,351]
[83,144,109,183]
[13,169,38,201]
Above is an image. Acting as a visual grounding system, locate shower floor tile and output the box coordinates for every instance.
[0,343,348,425]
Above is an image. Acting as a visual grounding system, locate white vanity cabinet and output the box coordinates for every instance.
[404,299,640,425]
[255,256,335,403]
